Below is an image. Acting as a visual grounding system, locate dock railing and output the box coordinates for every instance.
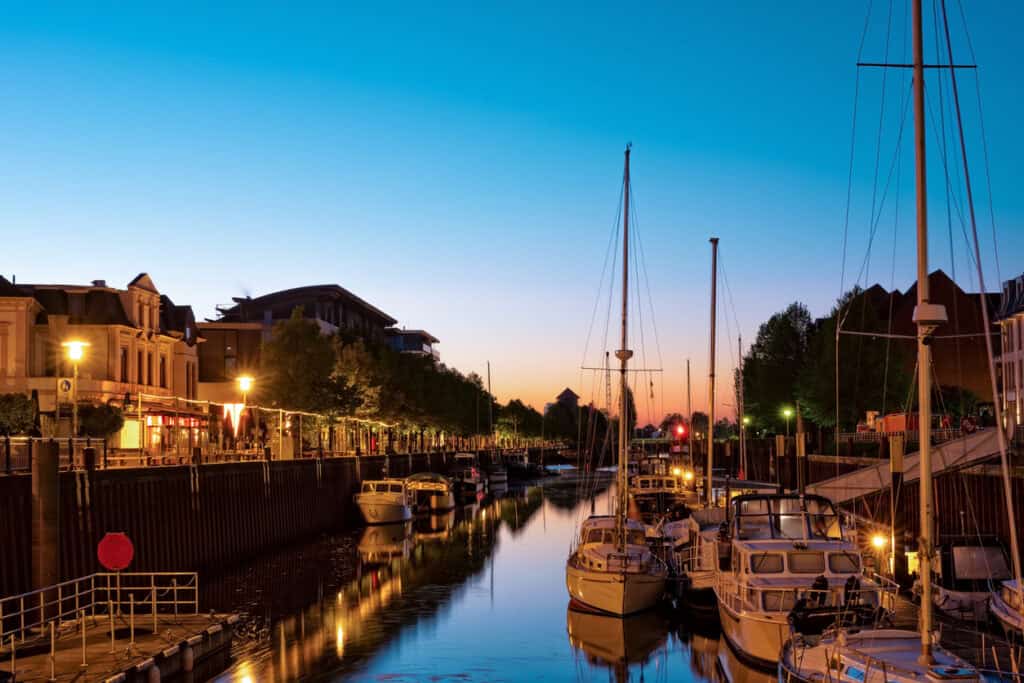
[0,571,199,646]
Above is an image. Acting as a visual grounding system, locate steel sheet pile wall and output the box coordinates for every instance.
[1,453,449,600]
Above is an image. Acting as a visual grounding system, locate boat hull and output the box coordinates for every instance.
[717,599,786,670]
[356,499,412,524]
[990,590,1024,637]
[565,560,665,616]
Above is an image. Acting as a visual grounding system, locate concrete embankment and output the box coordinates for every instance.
[0,449,532,600]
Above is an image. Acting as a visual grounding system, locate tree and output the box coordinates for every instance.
[261,309,360,415]
[78,404,124,438]
[796,289,911,429]
[659,412,686,434]
[742,302,813,433]
[714,418,737,440]
[0,393,34,436]
[690,411,709,434]
[498,399,544,438]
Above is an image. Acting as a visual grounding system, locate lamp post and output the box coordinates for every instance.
[61,340,89,438]
[783,407,793,438]
[237,376,254,450]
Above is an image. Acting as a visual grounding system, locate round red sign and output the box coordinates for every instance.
[97,532,134,571]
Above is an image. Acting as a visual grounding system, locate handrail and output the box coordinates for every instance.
[716,571,897,615]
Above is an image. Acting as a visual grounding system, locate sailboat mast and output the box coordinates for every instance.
[911,0,934,664]
[487,361,494,451]
[614,143,630,548]
[707,237,719,506]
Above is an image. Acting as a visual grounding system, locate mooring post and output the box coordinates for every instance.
[32,439,61,625]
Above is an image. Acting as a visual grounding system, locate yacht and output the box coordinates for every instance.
[715,493,895,669]
[914,535,1011,621]
[355,478,414,524]
[565,145,667,617]
[451,452,485,497]
[405,472,456,511]
[677,505,728,611]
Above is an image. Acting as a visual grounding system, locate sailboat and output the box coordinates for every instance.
[565,144,668,616]
[779,1,982,680]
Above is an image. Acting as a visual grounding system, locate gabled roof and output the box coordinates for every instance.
[128,273,159,293]
[160,295,198,344]
[557,388,580,402]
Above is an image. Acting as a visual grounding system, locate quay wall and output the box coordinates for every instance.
[0,450,499,599]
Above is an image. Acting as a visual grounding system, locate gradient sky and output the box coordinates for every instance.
[2,2,1022,424]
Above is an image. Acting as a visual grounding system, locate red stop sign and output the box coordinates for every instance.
[97,532,134,571]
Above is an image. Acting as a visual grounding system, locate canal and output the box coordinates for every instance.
[201,475,770,682]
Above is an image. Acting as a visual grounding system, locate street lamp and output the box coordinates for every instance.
[782,407,793,438]
[61,340,89,437]
[237,375,254,405]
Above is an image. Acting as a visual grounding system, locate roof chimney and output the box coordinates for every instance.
[91,280,107,288]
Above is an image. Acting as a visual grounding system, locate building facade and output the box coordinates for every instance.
[0,273,203,449]
[198,284,397,404]
[384,328,440,361]
[997,273,1024,430]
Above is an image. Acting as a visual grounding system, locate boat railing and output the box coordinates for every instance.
[715,571,898,615]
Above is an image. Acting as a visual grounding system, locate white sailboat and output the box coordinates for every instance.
[565,144,668,616]
[780,1,982,679]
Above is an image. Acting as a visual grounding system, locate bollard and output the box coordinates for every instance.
[80,609,87,668]
[49,620,55,682]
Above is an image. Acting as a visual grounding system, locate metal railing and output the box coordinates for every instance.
[0,571,199,645]
[715,570,898,615]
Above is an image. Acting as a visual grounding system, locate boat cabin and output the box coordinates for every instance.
[930,535,1011,592]
[730,493,844,542]
[360,479,409,496]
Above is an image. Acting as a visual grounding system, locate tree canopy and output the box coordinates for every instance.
[741,302,813,433]
[0,393,34,436]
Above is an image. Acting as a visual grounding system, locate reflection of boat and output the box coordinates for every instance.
[355,479,414,524]
[715,632,774,683]
[358,521,413,564]
[565,146,667,617]
[415,509,456,541]
[565,606,668,670]
[405,472,456,511]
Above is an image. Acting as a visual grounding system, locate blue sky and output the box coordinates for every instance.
[2,2,1021,421]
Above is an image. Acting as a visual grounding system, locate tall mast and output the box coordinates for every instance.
[487,361,494,451]
[707,237,719,506]
[911,0,936,664]
[615,144,634,551]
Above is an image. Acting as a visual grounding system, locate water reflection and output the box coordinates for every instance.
[204,478,774,682]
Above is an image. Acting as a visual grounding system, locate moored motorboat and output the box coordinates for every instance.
[912,535,1010,622]
[990,579,1024,638]
[451,453,486,497]
[405,472,456,511]
[355,478,414,524]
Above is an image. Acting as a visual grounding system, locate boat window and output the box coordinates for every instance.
[389,484,404,493]
[585,529,604,544]
[362,482,376,492]
[805,499,842,539]
[829,553,861,573]
[788,552,825,573]
[762,590,796,612]
[953,546,1011,581]
[627,530,646,546]
[640,479,650,489]
[750,553,784,573]
[664,479,675,489]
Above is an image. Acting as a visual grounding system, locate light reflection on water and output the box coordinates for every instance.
[204,479,769,682]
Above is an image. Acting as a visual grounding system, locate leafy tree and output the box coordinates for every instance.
[742,302,813,432]
[690,411,709,434]
[659,412,686,434]
[261,309,360,415]
[498,399,544,437]
[796,290,911,429]
[714,418,737,440]
[0,393,34,435]
[78,404,124,438]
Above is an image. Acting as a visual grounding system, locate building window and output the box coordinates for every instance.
[159,356,167,388]
[120,348,129,382]
[193,363,198,399]
[137,350,144,384]
[147,353,153,386]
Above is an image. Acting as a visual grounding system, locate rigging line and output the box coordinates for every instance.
[839,0,879,301]
[859,0,897,289]
[579,181,623,369]
[628,197,651,424]
[881,141,902,417]
[719,251,743,339]
[630,187,665,375]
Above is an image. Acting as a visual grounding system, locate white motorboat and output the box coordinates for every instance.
[564,145,667,617]
[452,453,486,497]
[715,493,895,669]
[405,472,456,511]
[677,505,727,610]
[355,478,414,524]
[566,516,668,616]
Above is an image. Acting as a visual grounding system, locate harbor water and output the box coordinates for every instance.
[202,475,769,682]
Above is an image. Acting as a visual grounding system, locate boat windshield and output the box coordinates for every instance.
[734,497,842,541]
[583,528,647,546]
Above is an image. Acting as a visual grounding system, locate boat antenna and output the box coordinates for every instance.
[615,143,633,552]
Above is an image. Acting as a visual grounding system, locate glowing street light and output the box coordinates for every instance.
[237,375,254,404]
[871,533,889,550]
[61,340,90,437]
[782,407,794,437]
[742,416,751,426]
